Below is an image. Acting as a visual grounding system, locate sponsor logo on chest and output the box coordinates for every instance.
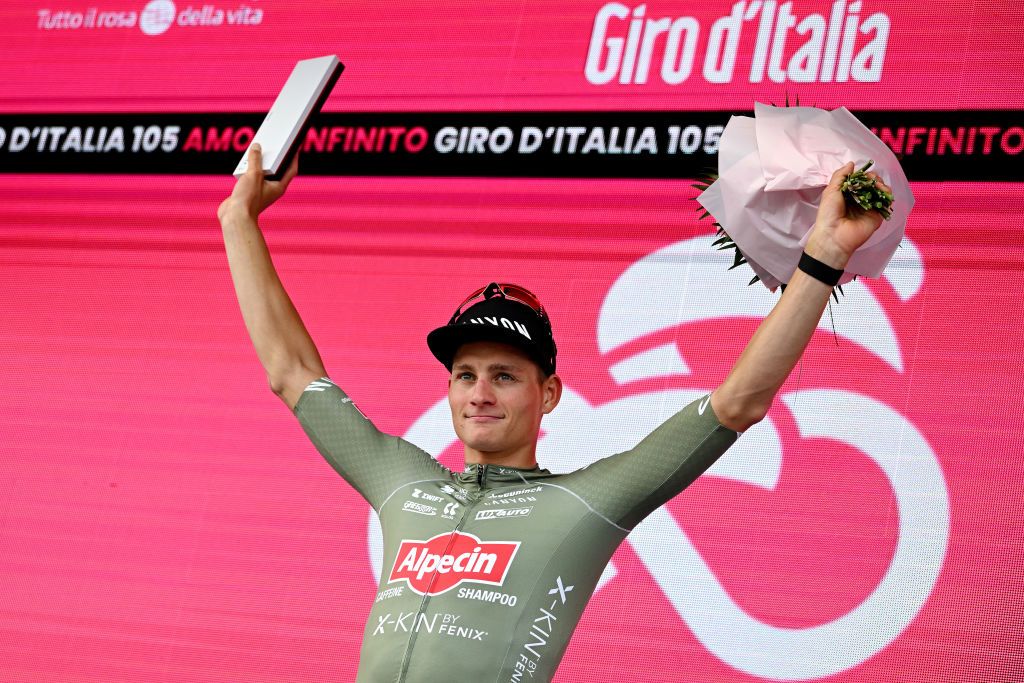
[440,484,470,502]
[412,487,444,502]
[475,507,532,521]
[488,485,542,499]
[388,531,520,595]
[402,500,437,516]
[483,485,544,507]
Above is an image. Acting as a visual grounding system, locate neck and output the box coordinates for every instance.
[463,445,538,470]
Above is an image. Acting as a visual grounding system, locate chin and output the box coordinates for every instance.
[461,431,513,455]
[465,437,504,453]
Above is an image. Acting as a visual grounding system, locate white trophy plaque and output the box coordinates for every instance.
[233,55,344,179]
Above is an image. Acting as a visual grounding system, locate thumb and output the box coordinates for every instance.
[826,161,855,190]
[246,143,264,180]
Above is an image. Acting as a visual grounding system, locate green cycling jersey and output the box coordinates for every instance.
[294,377,737,682]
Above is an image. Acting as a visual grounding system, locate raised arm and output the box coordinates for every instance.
[217,144,325,410]
[710,162,893,432]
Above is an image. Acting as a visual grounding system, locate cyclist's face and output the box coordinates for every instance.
[448,341,560,463]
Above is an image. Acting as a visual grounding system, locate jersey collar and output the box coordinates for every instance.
[460,462,553,484]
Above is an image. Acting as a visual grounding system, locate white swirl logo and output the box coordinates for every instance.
[140,0,175,35]
[372,235,949,680]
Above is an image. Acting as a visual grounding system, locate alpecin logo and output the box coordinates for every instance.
[388,532,520,596]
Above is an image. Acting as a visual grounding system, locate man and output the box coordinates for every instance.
[218,144,891,682]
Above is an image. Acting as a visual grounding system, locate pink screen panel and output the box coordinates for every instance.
[2,2,1023,682]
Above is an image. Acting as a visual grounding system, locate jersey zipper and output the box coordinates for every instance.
[395,474,488,682]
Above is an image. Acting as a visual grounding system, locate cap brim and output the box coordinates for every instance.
[427,323,546,372]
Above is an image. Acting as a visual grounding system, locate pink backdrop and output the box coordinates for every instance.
[3,2,1023,682]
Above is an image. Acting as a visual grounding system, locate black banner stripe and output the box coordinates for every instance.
[0,110,1020,181]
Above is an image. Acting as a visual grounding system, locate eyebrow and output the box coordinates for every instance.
[453,362,524,373]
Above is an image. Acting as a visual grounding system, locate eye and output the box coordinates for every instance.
[456,371,474,381]
[497,372,516,382]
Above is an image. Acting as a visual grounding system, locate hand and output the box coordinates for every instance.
[217,144,299,223]
[804,162,893,270]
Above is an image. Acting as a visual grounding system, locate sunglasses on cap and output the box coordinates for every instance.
[448,282,548,325]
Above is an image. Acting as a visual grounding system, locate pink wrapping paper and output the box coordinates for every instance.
[698,103,914,291]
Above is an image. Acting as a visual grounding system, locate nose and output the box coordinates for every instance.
[469,378,496,405]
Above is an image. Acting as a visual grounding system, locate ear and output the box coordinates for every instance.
[541,374,562,414]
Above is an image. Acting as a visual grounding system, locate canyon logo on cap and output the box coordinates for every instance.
[427,282,557,376]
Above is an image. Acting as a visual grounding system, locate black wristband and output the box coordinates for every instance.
[798,251,844,287]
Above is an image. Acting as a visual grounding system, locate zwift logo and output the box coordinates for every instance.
[585,0,890,85]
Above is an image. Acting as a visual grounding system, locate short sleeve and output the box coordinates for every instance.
[293,377,451,511]
[557,394,738,530]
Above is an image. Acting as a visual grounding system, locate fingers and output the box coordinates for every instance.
[245,143,264,180]
[828,161,855,188]
[279,152,300,188]
[868,172,893,196]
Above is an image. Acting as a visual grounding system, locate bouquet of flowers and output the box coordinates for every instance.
[696,103,913,293]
